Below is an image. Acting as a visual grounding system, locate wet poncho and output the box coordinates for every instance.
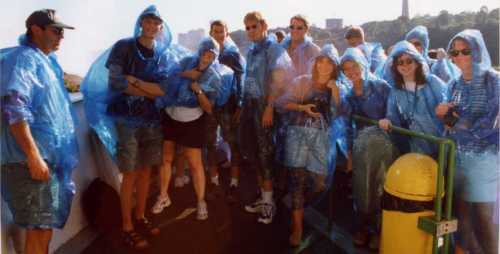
[405,26,460,83]
[281,35,321,78]
[218,37,246,107]
[239,34,292,162]
[445,30,499,203]
[156,37,234,109]
[340,47,397,218]
[277,44,350,207]
[384,41,446,155]
[357,42,387,73]
[1,37,79,228]
[81,5,187,158]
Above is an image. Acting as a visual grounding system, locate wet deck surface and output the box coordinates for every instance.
[82,163,375,254]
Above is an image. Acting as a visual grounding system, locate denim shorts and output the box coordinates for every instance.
[1,162,74,229]
[455,149,499,202]
[116,123,163,172]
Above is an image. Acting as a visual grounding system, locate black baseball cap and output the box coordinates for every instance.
[26,9,75,30]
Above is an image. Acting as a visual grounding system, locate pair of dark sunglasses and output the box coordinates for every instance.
[245,24,258,31]
[47,26,64,36]
[289,25,304,31]
[448,48,472,57]
[396,58,415,66]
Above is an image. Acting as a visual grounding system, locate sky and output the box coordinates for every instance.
[0,0,498,76]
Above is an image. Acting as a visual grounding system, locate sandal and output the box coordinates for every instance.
[353,230,369,246]
[135,217,160,237]
[122,230,149,250]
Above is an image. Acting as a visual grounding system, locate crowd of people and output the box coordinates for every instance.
[1,5,498,254]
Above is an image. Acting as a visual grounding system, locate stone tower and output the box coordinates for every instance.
[402,0,410,19]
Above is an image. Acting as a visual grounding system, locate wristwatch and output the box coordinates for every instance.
[195,89,204,95]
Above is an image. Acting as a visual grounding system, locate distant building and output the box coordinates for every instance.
[325,18,343,30]
[178,28,205,51]
[402,0,410,19]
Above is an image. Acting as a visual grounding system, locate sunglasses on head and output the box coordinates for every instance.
[289,25,304,31]
[245,24,258,31]
[448,48,472,57]
[396,58,414,66]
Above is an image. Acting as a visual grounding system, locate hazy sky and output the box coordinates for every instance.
[1,0,498,75]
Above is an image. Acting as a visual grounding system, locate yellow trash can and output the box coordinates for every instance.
[380,153,442,254]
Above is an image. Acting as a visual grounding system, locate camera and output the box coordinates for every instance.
[443,107,459,127]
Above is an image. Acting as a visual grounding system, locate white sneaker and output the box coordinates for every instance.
[174,176,185,188]
[257,202,275,224]
[244,198,264,213]
[151,195,171,214]
[197,201,208,220]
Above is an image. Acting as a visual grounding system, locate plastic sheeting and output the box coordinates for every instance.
[81,5,188,159]
[1,39,79,228]
[277,44,350,207]
[217,37,246,107]
[281,35,320,78]
[405,25,460,83]
[357,42,387,73]
[157,37,235,109]
[383,41,446,155]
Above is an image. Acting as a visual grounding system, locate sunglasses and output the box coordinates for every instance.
[448,48,472,57]
[289,25,305,31]
[245,24,258,31]
[47,26,64,36]
[396,58,415,66]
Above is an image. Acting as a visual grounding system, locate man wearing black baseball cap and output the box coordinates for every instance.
[25,8,74,54]
[1,9,78,254]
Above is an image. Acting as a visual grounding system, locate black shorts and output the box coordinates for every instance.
[162,113,207,149]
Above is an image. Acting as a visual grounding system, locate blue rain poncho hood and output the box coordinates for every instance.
[134,5,172,54]
[406,25,460,82]
[156,37,234,109]
[340,47,374,81]
[405,26,431,62]
[447,29,492,77]
[281,35,320,77]
[380,41,430,87]
[317,43,340,66]
[1,40,79,228]
[81,5,187,159]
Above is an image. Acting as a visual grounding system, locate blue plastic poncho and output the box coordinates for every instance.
[157,37,234,109]
[384,41,446,155]
[81,5,187,158]
[1,38,79,228]
[277,44,350,208]
[340,47,397,219]
[281,35,321,78]
[243,35,293,100]
[217,37,246,107]
[357,42,387,73]
[445,29,499,153]
[405,26,460,83]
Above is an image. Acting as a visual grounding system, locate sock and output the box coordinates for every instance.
[211,175,220,186]
[230,178,239,187]
[261,191,273,204]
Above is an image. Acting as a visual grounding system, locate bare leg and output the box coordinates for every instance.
[456,200,482,253]
[174,152,186,179]
[134,167,151,220]
[159,142,175,197]
[474,202,498,254]
[185,147,206,202]
[290,209,304,246]
[25,229,52,254]
[120,171,138,231]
